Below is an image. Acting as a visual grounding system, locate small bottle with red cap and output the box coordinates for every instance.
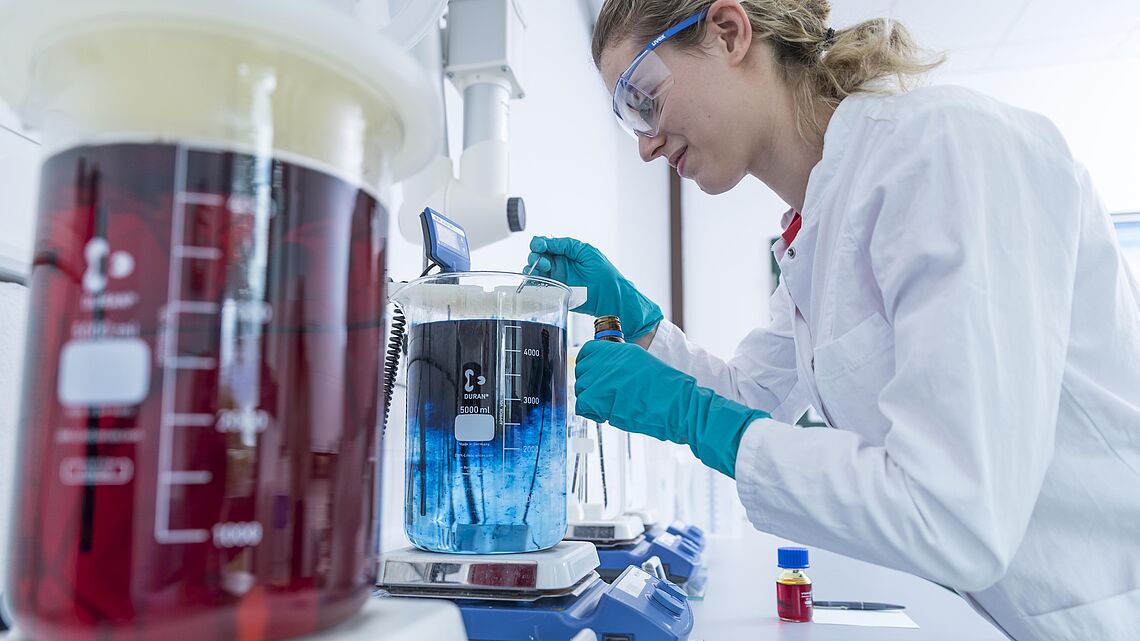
[776,547,813,622]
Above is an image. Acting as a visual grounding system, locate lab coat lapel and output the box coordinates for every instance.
[775,214,818,319]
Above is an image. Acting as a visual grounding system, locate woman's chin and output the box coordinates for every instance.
[694,170,742,196]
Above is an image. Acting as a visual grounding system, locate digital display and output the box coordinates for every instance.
[433,216,464,252]
[1115,218,1140,277]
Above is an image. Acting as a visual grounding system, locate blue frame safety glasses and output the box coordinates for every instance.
[611,7,709,138]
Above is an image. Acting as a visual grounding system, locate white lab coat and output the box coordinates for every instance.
[648,86,1140,641]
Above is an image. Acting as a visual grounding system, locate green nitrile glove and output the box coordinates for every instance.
[525,236,663,340]
[574,340,770,478]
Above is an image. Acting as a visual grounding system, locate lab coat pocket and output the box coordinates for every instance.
[812,312,894,437]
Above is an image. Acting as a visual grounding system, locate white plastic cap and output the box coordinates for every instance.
[0,0,442,180]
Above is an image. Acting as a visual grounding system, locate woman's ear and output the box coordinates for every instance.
[704,0,754,64]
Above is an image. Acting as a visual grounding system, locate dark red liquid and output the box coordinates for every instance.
[9,143,386,641]
[776,580,813,622]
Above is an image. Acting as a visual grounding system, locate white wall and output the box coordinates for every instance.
[0,102,40,279]
[681,181,785,357]
[933,56,1140,213]
[0,284,27,579]
[0,102,36,586]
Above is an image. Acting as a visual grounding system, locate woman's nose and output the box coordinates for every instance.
[638,132,666,163]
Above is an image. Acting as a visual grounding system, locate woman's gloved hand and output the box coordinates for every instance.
[526,236,663,340]
[574,340,770,478]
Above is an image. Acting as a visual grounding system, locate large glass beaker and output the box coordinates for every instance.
[391,272,570,554]
[0,1,439,639]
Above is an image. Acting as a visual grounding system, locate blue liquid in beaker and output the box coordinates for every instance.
[404,319,567,554]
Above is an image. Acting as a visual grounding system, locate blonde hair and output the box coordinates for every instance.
[592,0,944,141]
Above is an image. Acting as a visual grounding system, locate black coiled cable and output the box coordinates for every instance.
[381,264,439,433]
[381,305,406,434]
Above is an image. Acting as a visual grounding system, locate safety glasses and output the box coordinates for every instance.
[612,7,709,138]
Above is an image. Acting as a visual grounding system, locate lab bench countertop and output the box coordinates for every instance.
[690,527,1008,641]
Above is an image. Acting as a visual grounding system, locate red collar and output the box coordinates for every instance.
[781,212,803,246]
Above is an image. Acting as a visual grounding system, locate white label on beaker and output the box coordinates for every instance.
[58,338,151,406]
[455,414,495,442]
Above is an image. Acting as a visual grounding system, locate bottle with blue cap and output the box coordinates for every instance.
[776,547,813,622]
[593,315,626,343]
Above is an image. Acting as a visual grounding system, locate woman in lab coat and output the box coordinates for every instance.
[525,1,1140,639]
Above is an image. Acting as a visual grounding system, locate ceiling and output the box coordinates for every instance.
[583,0,1140,75]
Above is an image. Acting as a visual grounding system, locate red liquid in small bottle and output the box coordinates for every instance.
[776,580,813,622]
[9,143,386,641]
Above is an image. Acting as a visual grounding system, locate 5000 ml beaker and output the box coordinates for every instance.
[391,272,570,554]
[0,1,439,640]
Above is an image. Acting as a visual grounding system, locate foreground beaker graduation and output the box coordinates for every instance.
[0,1,439,639]
[391,272,570,554]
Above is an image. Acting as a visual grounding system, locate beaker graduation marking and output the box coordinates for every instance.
[155,145,212,545]
[501,323,525,462]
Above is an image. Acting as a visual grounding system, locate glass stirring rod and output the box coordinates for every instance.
[516,257,540,294]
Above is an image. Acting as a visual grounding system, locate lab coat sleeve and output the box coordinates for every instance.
[647,280,810,424]
[735,104,1080,592]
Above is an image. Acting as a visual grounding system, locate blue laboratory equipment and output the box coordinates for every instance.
[596,531,704,589]
[378,542,694,641]
[647,522,706,551]
[421,206,471,272]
